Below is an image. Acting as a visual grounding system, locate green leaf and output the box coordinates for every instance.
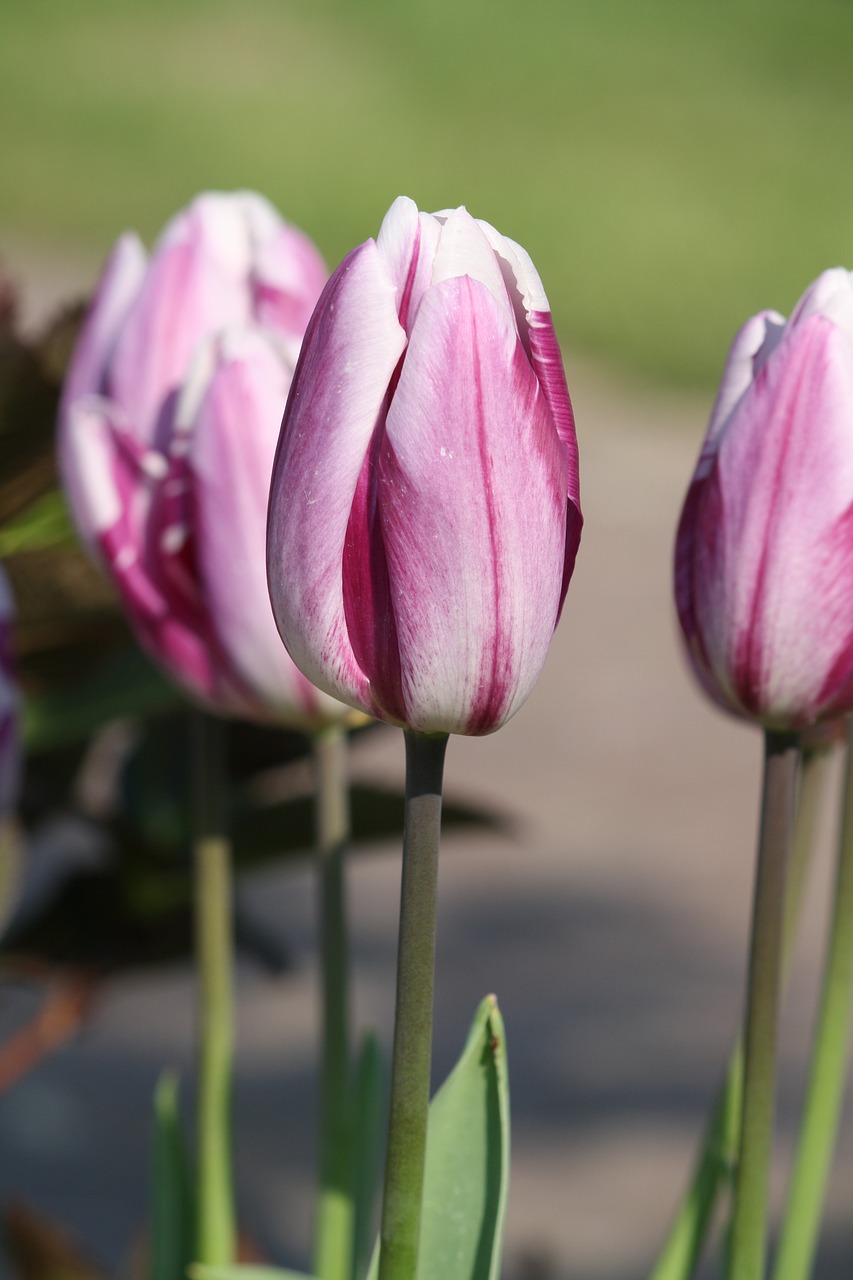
[417,995,509,1280]
[647,1044,742,1280]
[23,645,178,751]
[365,995,510,1280]
[151,1071,195,1280]
[190,1268,317,1280]
[351,1031,385,1280]
[0,489,75,556]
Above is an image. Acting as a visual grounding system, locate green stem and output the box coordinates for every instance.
[378,730,449,1280]
[727,730,798,1280]
[782,742,831,963]
[649,740,832,1280]
[312,723,354,1280]
[773,718,853,1280]
[649,1043,744,1280]
[192,711,236,1267]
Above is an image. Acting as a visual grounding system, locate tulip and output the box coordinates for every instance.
[267,195,582,736]
[675,267,853,731]
[0,565,20,817]
[59,191,349,728]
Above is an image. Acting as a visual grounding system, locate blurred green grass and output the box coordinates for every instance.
[2,0,852,387]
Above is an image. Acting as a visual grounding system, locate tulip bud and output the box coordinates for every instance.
[59,192,351,728]
[675,268,853,730]
[267,196,582,735]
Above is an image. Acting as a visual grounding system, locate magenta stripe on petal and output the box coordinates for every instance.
[688,314,853,727]
[376,197,440,336]
[267,240,407,716]
[379,276,569,735]
[342,430,407,725]
[527,309,582,613]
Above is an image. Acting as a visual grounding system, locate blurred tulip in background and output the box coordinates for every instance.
[58,191,350,727]
[675,268,853,730]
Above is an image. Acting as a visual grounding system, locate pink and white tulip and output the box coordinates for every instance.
[267,196,582,735]
[675,268,853,730]
[0,567,20,816]
[59,192,349,727]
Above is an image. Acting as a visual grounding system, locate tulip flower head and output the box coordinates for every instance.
[59,191,351,728]
[675,268,853,730]
[267,196,582,735]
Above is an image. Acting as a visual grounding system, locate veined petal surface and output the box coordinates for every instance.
[267,241,407,715]
[685,314,853,727]
[379,276,569,734]
[60,190,334,724]
[268,195,581,735]
[188,330,341,725]
[375,196,440,334]
[108,204,253,450]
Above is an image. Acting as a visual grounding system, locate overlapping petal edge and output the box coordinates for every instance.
[267,201,582,736]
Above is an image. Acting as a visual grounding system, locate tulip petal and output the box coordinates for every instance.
[60,233,147,410]
[691,314,853,726]
[109,196,254,450]
[703,310,786,455]
[186,330,337,725]
[248,185,328,337]
[61,399,220,703]
[469,220,582,608]
[376,196,441,333]
[788,267,853,343]
[474,221,547,349]
[527,310,583,613]
[59,395,165,560]
[431,208,511,318]
[378,276,569,735]
[675,309,785,671]
[267,241,407,716]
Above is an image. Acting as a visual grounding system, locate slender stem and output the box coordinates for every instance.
[727,730,798,1280]
[378,730,449,1280]
[192,711,236,1266]
[648,1042,744,1280]
[312,723,354,1280]
[649,741,832,1280]
[782,744,831,964]
[773,718,853,1280]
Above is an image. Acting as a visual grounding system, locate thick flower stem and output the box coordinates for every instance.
[312,723,354,1280]
[378,730,449,1280]
[192,711,236,1267]
[649,739,832,1280]
[773,719,853,1280]
[727,730,798,1280]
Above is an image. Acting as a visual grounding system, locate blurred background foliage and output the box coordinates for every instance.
[2,0,853,387]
